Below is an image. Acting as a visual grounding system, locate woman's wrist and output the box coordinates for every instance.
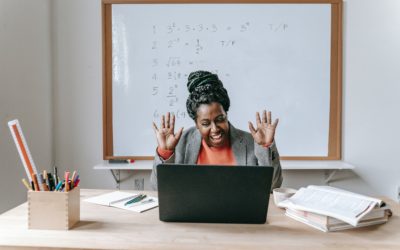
[260,140,273,148]
[157,147,174,160]
[262,143,271,148]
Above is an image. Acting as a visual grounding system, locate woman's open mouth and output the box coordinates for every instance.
[210,132,224,144]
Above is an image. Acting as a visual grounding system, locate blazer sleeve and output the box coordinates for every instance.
[150,151,175,191]
[254,141,283,190]
[150,128,195,190]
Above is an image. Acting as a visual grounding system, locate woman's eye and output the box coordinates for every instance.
[216,117,226,123]
[202,123,210,127]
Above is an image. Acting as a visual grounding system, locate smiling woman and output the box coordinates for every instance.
[150,71,283,191]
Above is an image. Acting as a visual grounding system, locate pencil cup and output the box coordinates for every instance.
[28,187,80,230]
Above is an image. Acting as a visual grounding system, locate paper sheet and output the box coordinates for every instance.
[84,191,158,213]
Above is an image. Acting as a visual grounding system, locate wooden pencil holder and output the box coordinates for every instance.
[28,187,80,230]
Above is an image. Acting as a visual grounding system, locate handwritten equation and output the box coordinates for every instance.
[153,22,288,35]
[148,21,288,115]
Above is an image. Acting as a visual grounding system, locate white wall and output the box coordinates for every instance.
[1,0,399,214]
[52,0,108,190]
[0,0,53,213]
[342,0,400,200]
[51,0,400,201]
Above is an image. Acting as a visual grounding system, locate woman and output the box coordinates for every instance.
[150,70,282,190]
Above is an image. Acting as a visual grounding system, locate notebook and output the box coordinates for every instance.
[84,191,158,213]
[157,164,273,224]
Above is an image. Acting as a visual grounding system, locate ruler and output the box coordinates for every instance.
[8,119,39,182]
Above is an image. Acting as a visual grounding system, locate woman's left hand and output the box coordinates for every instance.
[249,110,279,147]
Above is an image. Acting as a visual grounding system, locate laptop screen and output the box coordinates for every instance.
[157,164,273,224]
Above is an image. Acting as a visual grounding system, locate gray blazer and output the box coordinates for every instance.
[150,123,283,191]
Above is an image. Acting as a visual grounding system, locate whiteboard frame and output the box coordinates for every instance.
[102,0,343,160]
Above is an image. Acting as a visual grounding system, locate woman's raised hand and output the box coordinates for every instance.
[152,112,183,151]
[249,110,279,147]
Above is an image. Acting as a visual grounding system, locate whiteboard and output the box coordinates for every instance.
[105,2,340,159]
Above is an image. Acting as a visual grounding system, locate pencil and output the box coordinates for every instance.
[65,171,70,192]
[31,173,40,191]
[22,178,32,190]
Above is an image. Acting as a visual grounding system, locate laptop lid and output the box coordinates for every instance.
[157,164,273,224]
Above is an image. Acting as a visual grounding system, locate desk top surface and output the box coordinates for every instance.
[0,189,399,250]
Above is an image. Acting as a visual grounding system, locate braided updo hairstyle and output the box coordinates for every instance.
[186,70,230,120]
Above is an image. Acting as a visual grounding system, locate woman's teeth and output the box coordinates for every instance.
[211,134,222,140]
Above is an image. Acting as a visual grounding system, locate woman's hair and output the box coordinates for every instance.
[186,70,230,120]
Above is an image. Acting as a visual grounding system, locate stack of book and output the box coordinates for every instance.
[279,185,392,232]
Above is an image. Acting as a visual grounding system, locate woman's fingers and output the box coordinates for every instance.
[161,115,165,129]
[256,112,262,127]
[152,122,159,133]
[248,121,257,136]
[272,118,279,128]
[165,112,170,128]
[170,113,175,131]
[267,111,272,125]
[262,110,268,124]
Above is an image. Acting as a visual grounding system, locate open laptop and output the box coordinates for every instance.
[157,164,273,224]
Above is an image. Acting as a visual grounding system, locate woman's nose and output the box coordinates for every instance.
[211,122,220,132]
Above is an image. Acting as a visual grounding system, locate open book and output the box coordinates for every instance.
[279,185,384,226]
[84,191,158,213]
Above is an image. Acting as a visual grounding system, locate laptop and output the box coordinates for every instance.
[157,164,273,224]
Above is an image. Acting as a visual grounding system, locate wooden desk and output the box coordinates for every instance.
[0,189,399,250]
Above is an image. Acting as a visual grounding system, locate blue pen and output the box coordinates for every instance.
[55,181,63,191]
[124,195,147,206]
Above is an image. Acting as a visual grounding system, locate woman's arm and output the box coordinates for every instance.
[150,112,183,190]
[249,110,282,190]
[254,141,283,190]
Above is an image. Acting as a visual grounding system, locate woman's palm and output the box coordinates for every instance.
[249,110,279,146]
[152,112,183,151]
[156,127,181,150]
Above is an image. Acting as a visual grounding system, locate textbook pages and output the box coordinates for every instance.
[285,206,390,232]
[84,191,158,213]
[279,185,383,226]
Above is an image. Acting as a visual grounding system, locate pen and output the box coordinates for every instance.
[47,173,54,191]
[74,178,80,187]
[124,194,147,206]
[128,198,155,207]
[54,166,58,186]
[140,198,154,205]
[55,181,63,191]
[44,171,51,191]
[32,173,40,191]
[109,194,140,205]
[65,171,70,192]
[38,173,49,191]
[71,170,77,187]
[73,174,79,183]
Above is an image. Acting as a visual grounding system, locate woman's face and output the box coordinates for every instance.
[195,102,230,148]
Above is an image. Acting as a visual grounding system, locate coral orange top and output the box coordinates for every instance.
[196,139,236,165]
[157,139,236,165]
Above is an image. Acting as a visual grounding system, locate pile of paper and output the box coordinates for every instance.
[279,185,391,232]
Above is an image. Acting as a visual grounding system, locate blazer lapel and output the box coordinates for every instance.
[185,128,201,164]
[230,124,247,165]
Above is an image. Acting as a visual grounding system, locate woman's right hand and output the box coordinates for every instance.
[152,112,183,151]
